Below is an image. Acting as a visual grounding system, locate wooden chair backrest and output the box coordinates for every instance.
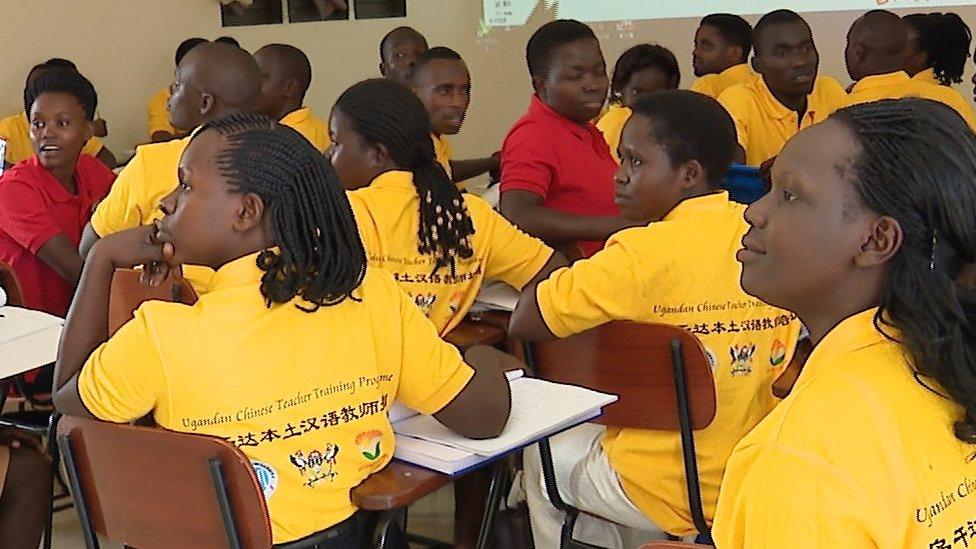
[0,261,25,307]
[57,415,272,549]
[531,321,717,430]
[108,268,197,335]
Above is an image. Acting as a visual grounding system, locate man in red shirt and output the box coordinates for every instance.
[0,69,115,316]
[500,19,635,258]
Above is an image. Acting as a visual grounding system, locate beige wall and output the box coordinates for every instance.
[2,1,973,160]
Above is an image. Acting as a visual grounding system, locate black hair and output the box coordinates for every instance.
[193,113,365,311]
[904,12,972,86]
[700,13,753,62]
[526,19,598,78]
[24,68,97,120]
[175,37,208,66]
[630,90,735,187]
[25,58,78,90]
[334,78,474,274]
[831,98,976,444]
[215,36,240,48]
[609,44,680,104]
[411,46,464,80]
[753,9,809,52]
[379,26,428,61]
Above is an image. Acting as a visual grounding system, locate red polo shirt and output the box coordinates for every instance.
[0,155,115,315]
[500,95,618,257]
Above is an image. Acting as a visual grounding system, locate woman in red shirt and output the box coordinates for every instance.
[0,68,115,316]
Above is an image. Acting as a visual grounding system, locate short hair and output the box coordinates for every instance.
[610,44,680,101]
[24,68,98,120]
[700,13,753,62]
[214,36,240,48]
[379,26,427,61]
[630,90,736,187]
[175,37,208,65]
[526,19,598,78]
[411,46,464,80]
[753,9,809,51]
[25,58,78,89]
[904,12,972,85]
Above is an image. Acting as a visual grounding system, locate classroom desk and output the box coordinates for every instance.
[0,306,63,380]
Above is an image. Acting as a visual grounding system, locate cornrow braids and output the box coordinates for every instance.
[194,113,366,311]
[334,78,474,274]
[832,99,976,443]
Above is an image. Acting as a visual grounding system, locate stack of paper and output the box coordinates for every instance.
[469,280,520,313]
[0,306,64,378]
[390,372,618,475]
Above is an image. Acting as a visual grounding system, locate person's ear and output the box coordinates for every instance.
[200,92,215,117]
[532,75,547,101]
[679,159,706,190]
[368,142,391,169]
[379,62,387,77]
[729,45,744,66]
[855,215,903,268]
[234,193,266,232]
[83,120,95,143]
[751,55,762,74]
[283,78,302,101]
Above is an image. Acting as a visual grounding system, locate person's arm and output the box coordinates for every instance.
[434,345,513,439]
[500,189,636,248]
[78,222,100,257]
[151,130,177,143]
[95,147,117,170]
[36,234,83,286]
[449,155,500,184]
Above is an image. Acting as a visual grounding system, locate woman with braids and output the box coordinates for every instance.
[903,12,972,87]
[52,113,512,547]
[713,98,976,547]
[329,78,566,337]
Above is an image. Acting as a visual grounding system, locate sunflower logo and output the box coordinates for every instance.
[356,430,384,461]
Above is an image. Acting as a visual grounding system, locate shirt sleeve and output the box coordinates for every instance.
[372,271,474,414]
[78,306,166,422]
[535,229,652,338]
[470,197,554,290]
[817,76,850,117]
[690,76,717,98]
[713,442,877,549]
[81,137,104,157]
[499,122,557,198]
[89,148,146,237]
[718,87,750,151]
[0,177,62,253]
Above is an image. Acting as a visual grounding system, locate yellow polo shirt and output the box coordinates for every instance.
[78,253,474,544]
[847,71,976,131]
[147,87,184,140]
[718,75,848,166]
[280,107,331,152]
[713,308,976,548]
[595,104,631,164]
[0,112,104,164]
[690,63,757,100]
[348,170,553,335]
[431,133,461,188]
[536,191,801,536]
[912,68,940,86]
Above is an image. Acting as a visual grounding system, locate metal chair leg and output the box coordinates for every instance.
[474,463,507,549]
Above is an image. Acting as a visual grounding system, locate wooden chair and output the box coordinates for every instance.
[107,268,197,335]
[56,414,272,549]
[527,321,718,548]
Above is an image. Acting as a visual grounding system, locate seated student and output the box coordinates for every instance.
[331,77,565,336]
[148,37,207,143]
[0,59,116,170]
[903,12,972,87]
[52,113,512,547]
[717,10,848,167]
[0,69,115,316]
[712,98,976,547]
[690,13,756,99]
[501,20,634,259]
[409,47,500,190]
[846,10,976,131]
[508,90,801,547]
[379,26,428,84]
[253,43,331,152]
[80,42,262,295]
[0,426,51,549]
[597,44,680,163]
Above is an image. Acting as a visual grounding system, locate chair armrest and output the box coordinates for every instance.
[350,460,452,511]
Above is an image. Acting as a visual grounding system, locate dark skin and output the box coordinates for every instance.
[509,112,715,340]
[56,130,512,440]
[501,38,636,251]
[379,29,428,84]
[693,23,745,77]
[901,24,929,78]
[737,119,897,345]
[410,57,499,183]
[845,12,908,82]
[29,91,95,288]
[752,21,819,117]
[0,429,51,549]
[79,42,262,257]
[253,44,310,122]
[618,66,677,107]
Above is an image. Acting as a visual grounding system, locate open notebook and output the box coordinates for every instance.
[389,370,618,475]
[0,306,64,379]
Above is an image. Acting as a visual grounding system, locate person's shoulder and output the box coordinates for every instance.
[814,75,847,97]
[717,81,759,108]
[0,112,22,131]
[691,74,720,94]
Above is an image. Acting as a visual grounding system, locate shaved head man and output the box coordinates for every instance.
[845,10,908,81]
[168,41,262,131]
[379,26,428,83]
[254,43,313,120]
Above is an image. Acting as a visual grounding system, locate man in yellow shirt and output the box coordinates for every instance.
[717,10,848,167]
[845,10,976,131]
[253,43,331,152]
[147,37,207,143]
[690,14,756,99]
[409,46,499,189]
[509,90,800,547]
[379,26,428,84]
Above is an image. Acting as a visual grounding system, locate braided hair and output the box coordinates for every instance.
[832,99,976,443]
[904,12,972,86]
[193,113,366,311]
[334,78,474,274]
